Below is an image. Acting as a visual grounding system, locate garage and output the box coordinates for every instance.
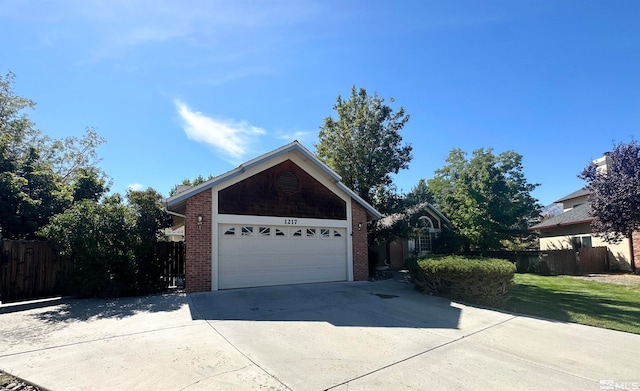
[165,141,381,293]
[218,224,347,289]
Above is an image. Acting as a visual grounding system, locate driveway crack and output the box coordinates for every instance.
[189,294,293,391]
[324,315,518,390]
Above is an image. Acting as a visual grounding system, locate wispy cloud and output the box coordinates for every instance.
[175,100,266,162]
[128,183,144,191]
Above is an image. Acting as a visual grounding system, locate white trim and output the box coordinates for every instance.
[166,141,381,220]
[346,198,354,282]
[211,188,219,292]
[217,214,348,228]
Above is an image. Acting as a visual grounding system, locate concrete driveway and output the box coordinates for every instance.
[1,278,639,391]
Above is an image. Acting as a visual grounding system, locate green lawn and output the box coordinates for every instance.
[505,274,640,334]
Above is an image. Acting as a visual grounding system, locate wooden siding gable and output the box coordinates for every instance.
[218,159,347,220]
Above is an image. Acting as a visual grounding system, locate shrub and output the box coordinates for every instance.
[409,255,516,307]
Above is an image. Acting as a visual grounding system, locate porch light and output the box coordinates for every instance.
[197,215,203,225]
[358,223,362,231]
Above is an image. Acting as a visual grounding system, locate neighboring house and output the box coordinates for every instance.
[163,226,184,242]
[374,202,451,270]
[529,155,638,271]
[165,141,381,293]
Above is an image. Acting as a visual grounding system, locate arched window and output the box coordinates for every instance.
[417,216,434,229]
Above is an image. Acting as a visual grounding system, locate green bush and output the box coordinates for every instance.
[409,255,516,307]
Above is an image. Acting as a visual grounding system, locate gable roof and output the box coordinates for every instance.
[529,202,593,230]
[165,141,382,220]
[378,202,451,229]
[555,187,591,203]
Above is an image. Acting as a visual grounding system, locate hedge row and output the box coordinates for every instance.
[407,255,516,307]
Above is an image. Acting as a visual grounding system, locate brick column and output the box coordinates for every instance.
[632,231,640,272]
[185,190,212,293]
[351,200,369,281]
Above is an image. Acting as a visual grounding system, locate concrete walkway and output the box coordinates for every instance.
[1,279,639,390]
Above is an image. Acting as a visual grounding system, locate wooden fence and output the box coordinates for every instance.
[1,240,73,303]
[540,246,608,276]
[465,250,540,273]
[1,240,186,304]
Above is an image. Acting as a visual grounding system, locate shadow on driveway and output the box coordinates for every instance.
[187,280,462,329]
[1,293,186,323]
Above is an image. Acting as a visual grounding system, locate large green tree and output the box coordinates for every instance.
[316,86,412,208]
[428,148,541,252]
[0,71,107,238]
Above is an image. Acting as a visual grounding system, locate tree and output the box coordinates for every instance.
[40,198,138,297]
[428,148,541,252]
[40,188,173,297]
[0,71,40,161]
[405,178,433,207]
[0,71,108,238]
[71,167,109,202]
[127,188,173,293]
[169,174,215,196]
[42,127,107,183]
[580,141,640,271]
[316,86,412,207]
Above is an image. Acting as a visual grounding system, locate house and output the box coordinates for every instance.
[373,202,451,270]
[164,141,382,293]
[529,155,638,272]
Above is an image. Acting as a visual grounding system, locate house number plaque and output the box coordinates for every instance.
[284,218,298,225]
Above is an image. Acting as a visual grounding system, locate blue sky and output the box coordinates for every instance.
[1,0,638,207]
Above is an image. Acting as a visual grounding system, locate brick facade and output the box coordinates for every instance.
[184,189,212,293]
[351,199,369,281]
[632,231,640,272]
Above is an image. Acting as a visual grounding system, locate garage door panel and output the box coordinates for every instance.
[218,225,347,289]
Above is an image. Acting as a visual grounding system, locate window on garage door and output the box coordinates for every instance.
[220,225,345,238]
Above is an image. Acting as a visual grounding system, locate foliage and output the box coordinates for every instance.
[39,198,138,298]
[404,178,433,207]
[428,148,541,252]
[0,71,107,239]
[169,174,215,196]
[71,167,109,202]
[40,189,172,298]
[316,85,412,208]
[580,140,640,249]
[40,127,107,183]
[408,255,516,306]
[507,274,640,334]
[127,188,173,293]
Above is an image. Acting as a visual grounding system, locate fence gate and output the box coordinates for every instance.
[539,247,609,276]
[578,247,609,273]
[157,241,185,288]
[1,240,72,303]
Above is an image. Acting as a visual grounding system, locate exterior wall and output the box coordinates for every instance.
[185,189,212,293]
[218,159,347,219]
[633,231,640,271]
[351,200,369,281]
[539,222,633,271]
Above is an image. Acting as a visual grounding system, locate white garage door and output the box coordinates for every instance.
[218,224,348,289]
